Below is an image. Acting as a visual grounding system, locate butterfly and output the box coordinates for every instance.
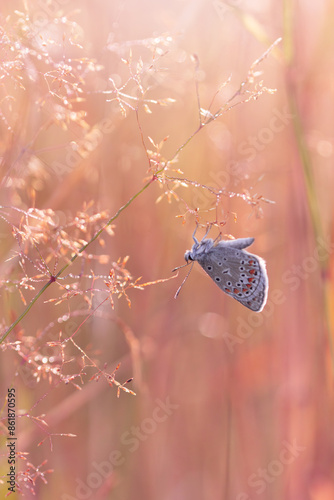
[182,232,268,312]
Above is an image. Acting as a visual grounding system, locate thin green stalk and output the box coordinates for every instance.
[0,280,56,344]
[289,90,334,367]
[284,4,334,369]
[0,176,156,345]
[288,91,324,249]
[283,0,294,65]
[54,177,154,279]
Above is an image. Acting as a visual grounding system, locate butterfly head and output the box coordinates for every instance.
[184,249,194,263]
[184,238,214,263]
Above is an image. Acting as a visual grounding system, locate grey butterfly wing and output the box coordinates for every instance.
[218,237,255,250]
[196,239,268,312]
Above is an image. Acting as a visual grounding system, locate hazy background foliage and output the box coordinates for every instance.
[1,1,334,499]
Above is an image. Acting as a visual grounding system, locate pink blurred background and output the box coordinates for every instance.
[1,1,334,499]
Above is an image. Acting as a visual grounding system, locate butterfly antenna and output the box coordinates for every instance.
[174,262,194,299]
[172,262,189,272]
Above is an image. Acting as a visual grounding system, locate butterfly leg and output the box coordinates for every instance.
[192,224,211,244]
[214,232,222,244]
[192,226,199,244]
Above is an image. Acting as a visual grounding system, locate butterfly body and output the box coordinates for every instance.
[185,236,268,312]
